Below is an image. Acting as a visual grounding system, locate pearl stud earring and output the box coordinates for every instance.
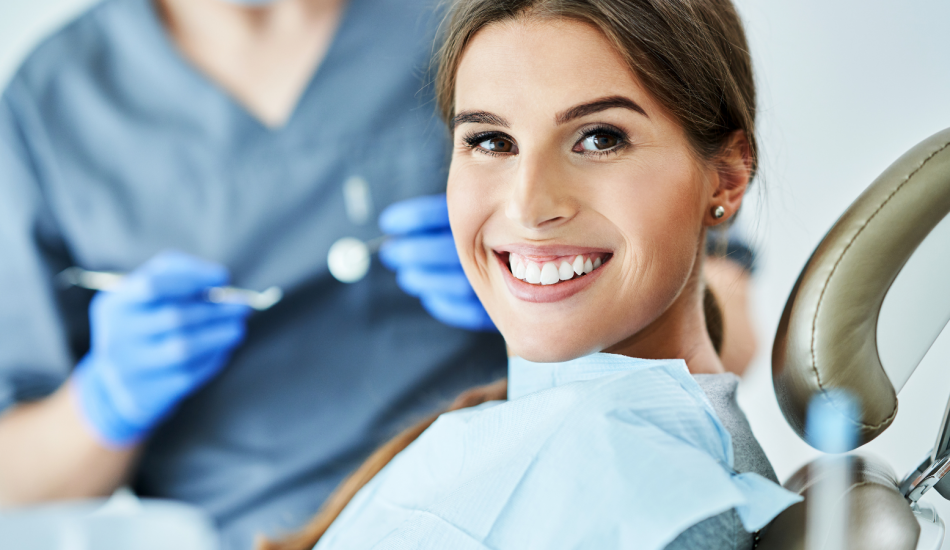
[713,206,725,219]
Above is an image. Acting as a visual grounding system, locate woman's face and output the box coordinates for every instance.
[448,18,717,362]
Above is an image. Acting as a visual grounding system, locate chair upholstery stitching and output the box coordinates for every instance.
[808,139,950,430]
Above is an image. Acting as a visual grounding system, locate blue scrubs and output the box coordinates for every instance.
[0,0,506,547]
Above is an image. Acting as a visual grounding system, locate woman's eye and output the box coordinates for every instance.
[477,136,514,153]
[579,133,621,152]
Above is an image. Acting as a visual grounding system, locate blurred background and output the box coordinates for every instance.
[2,0,949,531]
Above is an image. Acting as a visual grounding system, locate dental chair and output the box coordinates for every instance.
[759,127,950,550]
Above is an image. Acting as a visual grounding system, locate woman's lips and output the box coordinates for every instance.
[494,249,612,303]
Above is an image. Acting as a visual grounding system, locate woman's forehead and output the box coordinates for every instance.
[453,18,659,121]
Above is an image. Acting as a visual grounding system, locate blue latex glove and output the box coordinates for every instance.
[378,194,496,332]
[72,251,251,447]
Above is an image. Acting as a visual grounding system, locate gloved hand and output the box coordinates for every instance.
[379,194,496,332]
[72,251,251,447]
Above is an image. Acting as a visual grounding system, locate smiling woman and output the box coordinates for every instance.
[261,1,797,549]
[445,15,749,368]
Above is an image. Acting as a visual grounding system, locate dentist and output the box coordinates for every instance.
[0,0,503,547]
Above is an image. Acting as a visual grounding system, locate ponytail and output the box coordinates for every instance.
[704,284,724,355]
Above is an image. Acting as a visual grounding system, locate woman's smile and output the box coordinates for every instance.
[493,246,613,303]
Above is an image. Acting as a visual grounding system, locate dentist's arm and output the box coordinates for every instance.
[0,383,138,504]
[0,252,250,504]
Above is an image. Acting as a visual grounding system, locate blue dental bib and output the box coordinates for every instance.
[316,354,800,549]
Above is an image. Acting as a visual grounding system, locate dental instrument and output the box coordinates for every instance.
[327,235,388,283]
[58,266,283,311]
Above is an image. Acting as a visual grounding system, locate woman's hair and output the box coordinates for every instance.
[259,1,752,548]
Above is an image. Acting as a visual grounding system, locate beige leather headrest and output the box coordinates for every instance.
[772,127,950,449]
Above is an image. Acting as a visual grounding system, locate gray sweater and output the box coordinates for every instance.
[665,373,778,550]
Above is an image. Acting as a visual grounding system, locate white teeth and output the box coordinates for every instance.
[525,262,542,284]
[540,263,560,285]
[509,253,527,280]
[572,255,585,276]
[558,261,574,281]
[510,252,608,286]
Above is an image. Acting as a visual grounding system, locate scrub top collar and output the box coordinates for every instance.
[130,0,362,132]
[508,352,690,400]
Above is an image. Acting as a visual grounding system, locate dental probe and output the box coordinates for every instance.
[327,235,388,284]
[58,267,284,311]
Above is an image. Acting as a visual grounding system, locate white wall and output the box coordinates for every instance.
[3,0,950,528]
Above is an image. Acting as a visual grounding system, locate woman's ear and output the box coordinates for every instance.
[705,131,752,227]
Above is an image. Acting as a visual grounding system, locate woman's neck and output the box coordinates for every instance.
[157,0,345,127]
[603,255,725,375]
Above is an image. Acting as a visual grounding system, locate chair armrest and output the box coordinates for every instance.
[757,455,920,550]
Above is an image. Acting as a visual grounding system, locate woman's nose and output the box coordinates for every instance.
[505,154,577,230]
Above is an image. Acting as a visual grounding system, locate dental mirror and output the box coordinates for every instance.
[327,235,387,284]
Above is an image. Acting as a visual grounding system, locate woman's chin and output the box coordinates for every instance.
[503,329,603,363]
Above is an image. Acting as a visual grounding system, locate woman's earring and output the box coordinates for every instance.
[713,206,726,219]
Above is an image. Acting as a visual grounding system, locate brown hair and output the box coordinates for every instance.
[260,1,752,548]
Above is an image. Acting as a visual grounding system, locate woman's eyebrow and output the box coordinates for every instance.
[555,96,648,124]
[451,110,510,130]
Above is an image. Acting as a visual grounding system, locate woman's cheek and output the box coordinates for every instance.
[448,160,513,331]
[599,158,704,325]
[447,165,491,276]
